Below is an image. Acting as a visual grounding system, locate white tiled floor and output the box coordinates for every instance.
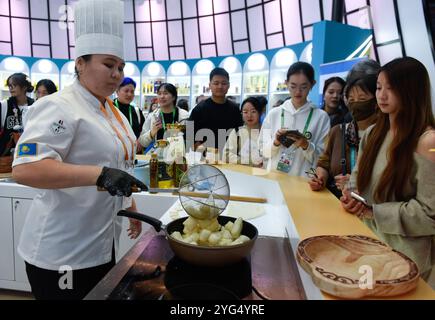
[0,289,34,300]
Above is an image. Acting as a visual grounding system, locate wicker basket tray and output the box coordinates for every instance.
[297,235,419,299]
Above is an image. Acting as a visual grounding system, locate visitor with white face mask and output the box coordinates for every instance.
[309,60,380,198]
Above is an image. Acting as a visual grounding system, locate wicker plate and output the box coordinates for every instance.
[297,235,419,299]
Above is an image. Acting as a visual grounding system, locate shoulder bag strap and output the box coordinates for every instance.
[341,123,347,175]
[134,106,141,122]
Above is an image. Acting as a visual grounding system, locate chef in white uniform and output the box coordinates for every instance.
[259,62,330,176]
[11,0,147,300]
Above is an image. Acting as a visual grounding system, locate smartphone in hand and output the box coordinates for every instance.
[350,192,370,207]
[278,130,304,148]
[287,130,305,139]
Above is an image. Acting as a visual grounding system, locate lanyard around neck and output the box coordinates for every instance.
[114,99,133,126]
[100,99,135,162]
[281,107,314,136]
[160,108,176,131]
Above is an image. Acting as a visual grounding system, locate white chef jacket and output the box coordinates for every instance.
[259,100,330,176]
[12,80,136,271]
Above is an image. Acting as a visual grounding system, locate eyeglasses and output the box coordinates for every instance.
[305,168,318,179]
[289,85,310,93]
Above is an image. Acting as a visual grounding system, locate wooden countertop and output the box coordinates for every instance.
[0,172,12,179]
[216,164,435,300]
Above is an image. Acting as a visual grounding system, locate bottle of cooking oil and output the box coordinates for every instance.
[173,155,188,187]
[155,139,174,189]
[149,152,158,190]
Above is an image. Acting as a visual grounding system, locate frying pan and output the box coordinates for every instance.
[117,210,258,267]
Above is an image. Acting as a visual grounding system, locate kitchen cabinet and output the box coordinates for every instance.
[0,196,32,291]
[12,198,32,283]
[0,197,14,281]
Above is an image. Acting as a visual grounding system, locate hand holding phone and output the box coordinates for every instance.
[350,192,370,207]
[287,130,305,139]
[278,130,305,148]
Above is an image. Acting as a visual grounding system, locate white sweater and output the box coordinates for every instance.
[259,100,330,176]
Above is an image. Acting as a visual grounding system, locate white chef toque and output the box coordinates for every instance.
[74,0,124,60]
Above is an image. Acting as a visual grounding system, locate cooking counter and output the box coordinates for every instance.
[2,162,433,299]
[87,163,434,300]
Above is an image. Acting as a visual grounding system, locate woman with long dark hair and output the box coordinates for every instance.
[340,57,435,281]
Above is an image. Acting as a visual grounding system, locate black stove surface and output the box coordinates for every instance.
[108,235,252,300]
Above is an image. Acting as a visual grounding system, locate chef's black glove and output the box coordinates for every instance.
[96,167,148,197]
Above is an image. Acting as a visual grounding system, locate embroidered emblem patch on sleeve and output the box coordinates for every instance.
[50,120,66,135]
[17,143,37,157]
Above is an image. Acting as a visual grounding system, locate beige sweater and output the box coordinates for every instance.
[351,126,435,278]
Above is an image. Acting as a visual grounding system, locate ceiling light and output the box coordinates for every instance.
[124,63,136,77]
[300,43,313,64]
[147,62,161,76]
[38,59,53,73]
[221,57,239,73]
[4,57,25,72]
[195,60,214,75]
[170,61,188,76]
[67,61,75,74]
[247,54,267,71]
[275,48,297,68]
